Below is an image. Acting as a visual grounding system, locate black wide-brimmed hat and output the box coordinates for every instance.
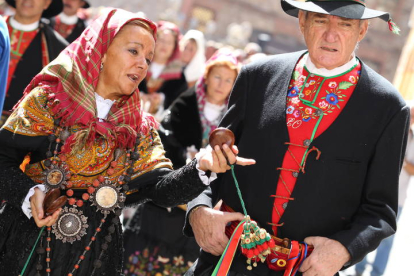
[82,0,90,9]
[281,0,400,34]
[6,0,63,18]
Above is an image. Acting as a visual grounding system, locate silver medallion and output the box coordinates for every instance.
[52,206,88,244]
[90,179,126,215]
[42,164,69,190]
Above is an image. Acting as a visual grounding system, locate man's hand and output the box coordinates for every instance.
[189,206,245,256]
[197,144,256,173]
[30,188,61,228]
[299,236,351,276]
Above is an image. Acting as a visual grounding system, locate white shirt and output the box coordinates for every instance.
[304,53,357,77]
[9,16,39,31]
[58,12,78,25]
[204,101,226,123]
[150,62,165,79]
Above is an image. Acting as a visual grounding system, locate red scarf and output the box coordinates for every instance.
[14,9,158,153]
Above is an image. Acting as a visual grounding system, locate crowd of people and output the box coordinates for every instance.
[0,0,412,276]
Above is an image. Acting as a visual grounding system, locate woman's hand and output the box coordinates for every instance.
[197,144,256,173]
[30,188,61,228]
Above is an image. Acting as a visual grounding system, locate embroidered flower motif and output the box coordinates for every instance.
[309,80,316,85]
[291,97,300,105]
[173,256,184,266]
[319,101,329,109]
[305,108,313,115]
[305,89,312,96]
[303,116,311,122]
[349,75,356,83]
[293,110,301,118]
[328,82,337,88]
[326,93,339,105]
[286,106,295,114]
[288,86,300,97]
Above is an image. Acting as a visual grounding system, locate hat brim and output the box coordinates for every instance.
[281,0,390,22]
[83,1,90,9]
[6,0,63,18]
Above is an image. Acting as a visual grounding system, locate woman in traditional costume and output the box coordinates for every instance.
[0,9,252,276]
[123,51,240,275]
[139,21,188,119]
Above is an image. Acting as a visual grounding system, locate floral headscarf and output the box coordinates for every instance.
[14,9,158,153]
[195,50,240,146]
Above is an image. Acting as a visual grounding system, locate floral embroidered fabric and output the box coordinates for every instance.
[271,55,362,235]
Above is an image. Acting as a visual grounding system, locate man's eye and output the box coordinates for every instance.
[146,59,151,65]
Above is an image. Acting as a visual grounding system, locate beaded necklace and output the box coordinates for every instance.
[21,118,142,276]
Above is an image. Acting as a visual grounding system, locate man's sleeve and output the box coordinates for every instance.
[329,105,410,267]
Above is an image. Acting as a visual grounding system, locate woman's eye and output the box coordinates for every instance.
[129,49,138,55]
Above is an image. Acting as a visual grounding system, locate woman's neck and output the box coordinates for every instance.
[153,56,168,65]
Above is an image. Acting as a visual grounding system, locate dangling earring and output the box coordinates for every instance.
[100,62,104,72]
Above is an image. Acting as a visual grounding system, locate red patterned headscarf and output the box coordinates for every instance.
[15,9,158,153]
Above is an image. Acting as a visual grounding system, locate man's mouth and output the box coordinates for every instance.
[321,46,338,52]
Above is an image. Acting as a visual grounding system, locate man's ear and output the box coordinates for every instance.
[298,10,306,35]
[358,20,369,42]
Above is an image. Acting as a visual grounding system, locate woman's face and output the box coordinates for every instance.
[205,65,237,106]
[99,24,155,100]
[180,39,197,65]
[154,29,176,64]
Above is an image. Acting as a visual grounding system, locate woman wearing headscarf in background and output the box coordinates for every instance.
[0,9,253,276]
[180,29,206,88]
[123,51,240,276]
[140,21,188,120]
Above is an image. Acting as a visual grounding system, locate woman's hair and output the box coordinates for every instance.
[203,59,240,80]
[120,19,155,37]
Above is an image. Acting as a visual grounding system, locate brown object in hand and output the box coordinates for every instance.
[43,188,67,216]
[209,128,235,149]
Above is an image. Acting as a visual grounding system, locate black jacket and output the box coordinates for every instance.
[184,51,410,275]
[3,19,68,112]
[159,87,202,169]
[49,16,87,43]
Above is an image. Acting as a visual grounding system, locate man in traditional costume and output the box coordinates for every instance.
[184,1,409,275]
[1,0,68,126]
[50,0,89,43]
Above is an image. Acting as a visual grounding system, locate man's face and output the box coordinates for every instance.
[299,11,368,70]
[15,0,52,21]
[63,0,85,16]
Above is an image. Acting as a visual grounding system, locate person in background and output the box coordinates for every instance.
[1,0,68,126]
[180,29,206,88]
[205,40,219,61]
[139,21,187,120]
[243,42,262,61]
[123,49,240,276]
[50,0,90,43]
[184,1,409,275]
[0,15,10,111]
[353,105,414,276]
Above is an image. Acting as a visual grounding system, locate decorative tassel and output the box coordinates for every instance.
[240,217,275,270]
[388,19,401,35]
